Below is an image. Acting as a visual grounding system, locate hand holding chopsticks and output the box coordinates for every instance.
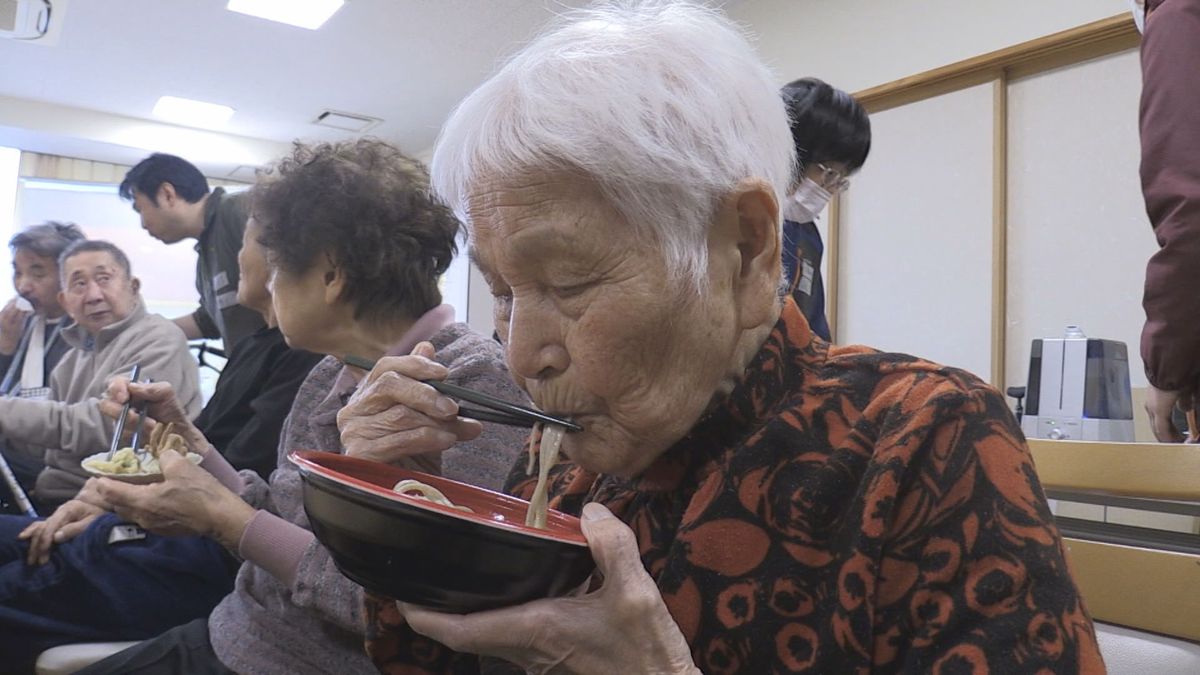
[99,376,208,458]
[342,354,580,431]
[337,344,577,466]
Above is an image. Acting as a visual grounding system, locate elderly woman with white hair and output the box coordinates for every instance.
[352,3,1104,674]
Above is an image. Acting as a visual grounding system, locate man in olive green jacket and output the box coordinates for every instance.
[120,153,265,351]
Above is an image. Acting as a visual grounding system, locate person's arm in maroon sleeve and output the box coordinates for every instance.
[1139,0,1200,440]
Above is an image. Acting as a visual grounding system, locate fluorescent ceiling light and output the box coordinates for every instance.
[152,96,235,129]
[226,0,345,30]
[21,179,119,194]
[112,124,262,167]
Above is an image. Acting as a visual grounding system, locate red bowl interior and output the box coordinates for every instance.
[289,450,587,546]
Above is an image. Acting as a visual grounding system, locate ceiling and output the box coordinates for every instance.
[0,0,613,177]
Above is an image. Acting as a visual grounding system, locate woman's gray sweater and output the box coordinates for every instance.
[204,322,528,674]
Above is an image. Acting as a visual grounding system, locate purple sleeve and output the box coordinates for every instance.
[201,446,245,493]
[237,510,314,588]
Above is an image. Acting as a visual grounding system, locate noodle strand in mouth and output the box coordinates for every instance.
[525,423,565,529]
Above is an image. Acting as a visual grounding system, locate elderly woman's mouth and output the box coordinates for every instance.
[548,413,590,432]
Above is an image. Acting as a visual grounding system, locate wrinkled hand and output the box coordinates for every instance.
[99,378,208,454]
[18,499,105,565]
[0,298,31,355]
[74,478,114,512]
[94,449,255,550]
[338,342,482,468]
[1144,385,1196,443]
[399,503,699,675]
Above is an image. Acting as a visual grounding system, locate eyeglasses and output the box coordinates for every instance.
[813,163,851,193]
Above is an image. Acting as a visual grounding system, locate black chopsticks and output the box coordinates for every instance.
[342,354,582,432]
[106,363,141,460]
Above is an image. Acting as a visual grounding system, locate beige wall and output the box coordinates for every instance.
[463,0,1134,334]
[726,0,1129,91]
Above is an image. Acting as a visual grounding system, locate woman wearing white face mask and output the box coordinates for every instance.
[780,78,871,341]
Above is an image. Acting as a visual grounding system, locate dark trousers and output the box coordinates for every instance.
[0,514,236,673]
[74,619,233,675]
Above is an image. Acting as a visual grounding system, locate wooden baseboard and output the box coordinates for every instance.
[1065,538,1200,642]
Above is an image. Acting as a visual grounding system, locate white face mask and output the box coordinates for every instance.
[784,178,832,224]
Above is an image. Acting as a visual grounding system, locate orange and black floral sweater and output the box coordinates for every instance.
[365,300,1105,674]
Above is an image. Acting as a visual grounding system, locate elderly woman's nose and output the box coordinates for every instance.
[505,317,569,381]
[506,335,569,380]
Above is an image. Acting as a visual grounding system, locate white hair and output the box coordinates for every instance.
[430,0,796,288]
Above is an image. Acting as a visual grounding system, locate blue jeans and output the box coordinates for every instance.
[0,513,237,670]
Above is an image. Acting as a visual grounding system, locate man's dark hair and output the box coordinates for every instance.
[253,138,460,324]
[119,153,210,205]
[57,240,134,285]
[781,78,872,175]
[10,221,86,260]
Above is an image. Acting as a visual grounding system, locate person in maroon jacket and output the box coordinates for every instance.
[1138,0,1200,442]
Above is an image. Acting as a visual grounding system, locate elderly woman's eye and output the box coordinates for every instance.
[550,281,593,299]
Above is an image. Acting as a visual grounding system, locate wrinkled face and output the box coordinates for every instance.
[132,188,190,244]
[59,251,139,336]
[237,217,271,315]
[12,248,64,318]
[469,176,750,477]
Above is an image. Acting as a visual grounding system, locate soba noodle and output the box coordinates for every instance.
[392,479,472,512]
[524,424,565,529]
[386,422,566,528]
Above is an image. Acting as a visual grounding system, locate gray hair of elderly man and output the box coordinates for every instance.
[9,221,86,261]
[431,0,796,289]
[57,239,134,287]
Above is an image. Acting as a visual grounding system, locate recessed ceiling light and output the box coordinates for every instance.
[152,96,235,129]
[226,0,345,30]
[314,110,381,133]
[227,165,262,181]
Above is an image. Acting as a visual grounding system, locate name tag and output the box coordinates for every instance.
[216,290,239,310]
[799,260,815,296]
[107,524,147,544]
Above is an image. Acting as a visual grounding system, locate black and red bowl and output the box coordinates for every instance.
[290,451,595,613]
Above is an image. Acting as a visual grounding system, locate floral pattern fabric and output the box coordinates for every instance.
[365,299,1104,674]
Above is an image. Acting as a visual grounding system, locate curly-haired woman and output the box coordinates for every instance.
[77,139,528,675]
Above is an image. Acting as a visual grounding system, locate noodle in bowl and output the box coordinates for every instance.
[291,450,595,612]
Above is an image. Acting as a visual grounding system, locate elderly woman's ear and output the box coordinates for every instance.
[316,253,347,306]
[713,177,783,329]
